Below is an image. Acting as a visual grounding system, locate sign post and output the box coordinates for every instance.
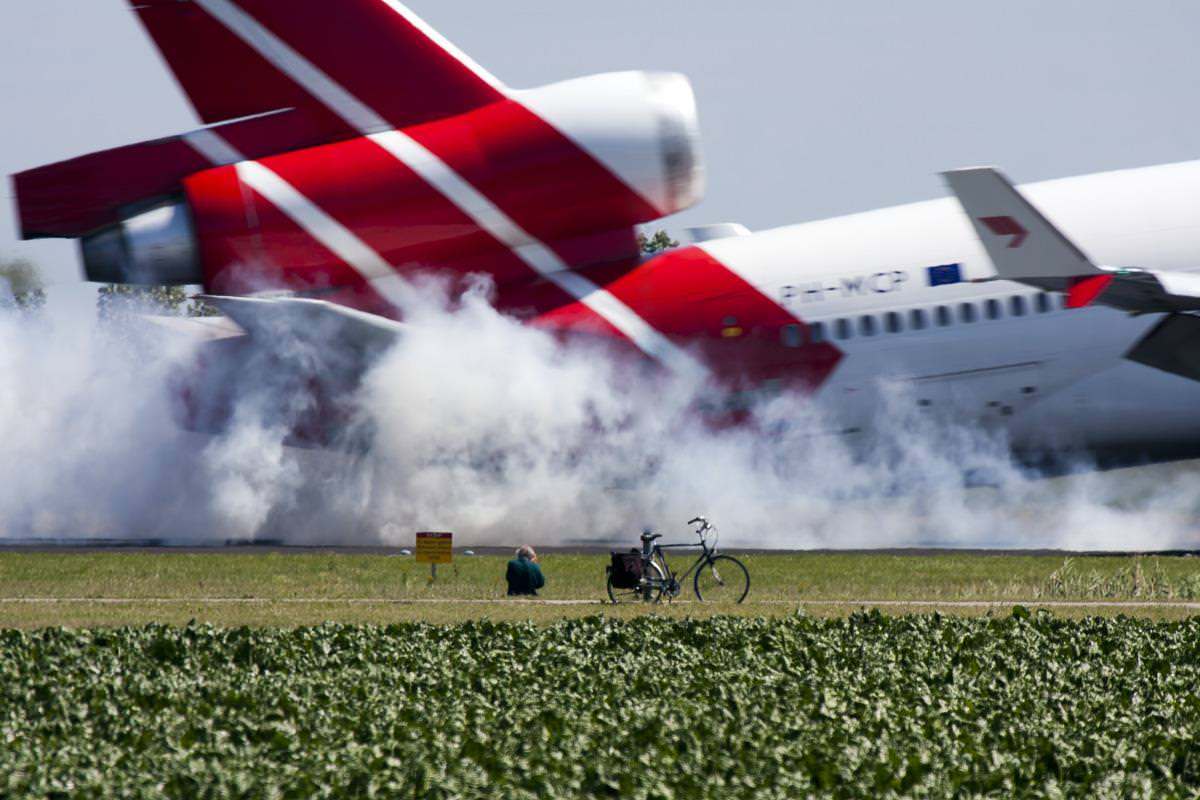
[415,531,453,581]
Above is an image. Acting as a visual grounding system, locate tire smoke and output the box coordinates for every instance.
[1,281,1197,549]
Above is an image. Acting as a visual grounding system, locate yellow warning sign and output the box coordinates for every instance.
[415,531,453,564]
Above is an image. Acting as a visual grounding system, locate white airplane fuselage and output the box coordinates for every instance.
[701,160,1200,456]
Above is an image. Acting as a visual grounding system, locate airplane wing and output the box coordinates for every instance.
[200,294,406,357]
[943,166,1200,313]
[174,295,405,446]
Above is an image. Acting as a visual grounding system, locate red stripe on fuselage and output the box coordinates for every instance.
[258,136,533,286]
[185,164,394,315]
[598,247,843,389]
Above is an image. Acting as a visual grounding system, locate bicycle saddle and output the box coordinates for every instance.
[640,531,662,542]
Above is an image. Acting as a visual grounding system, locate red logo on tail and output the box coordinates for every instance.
[980,216,1028,248]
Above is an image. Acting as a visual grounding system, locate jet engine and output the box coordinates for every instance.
[516,71,706,218]
[80,200,202,285]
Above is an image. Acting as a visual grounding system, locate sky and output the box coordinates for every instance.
[3,0,1200,292]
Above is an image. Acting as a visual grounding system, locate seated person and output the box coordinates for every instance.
[506,545,545,596]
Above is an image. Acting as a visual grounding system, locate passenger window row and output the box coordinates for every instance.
[780,292,1065,346]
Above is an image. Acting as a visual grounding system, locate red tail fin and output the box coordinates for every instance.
[131,0,506,132]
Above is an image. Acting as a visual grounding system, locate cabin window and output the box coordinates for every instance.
[835,318,852,340]
[1036,293,1052,313]
[859,315,877,337]
[985,298,1001,320]
[810,321,826,344]
[781,324,802,348]
[1057,293,1069,309]
[910,308,928,330]
[936,306,952,327]
[1010,295,1027,316]
[959,302,977,323]
[884,311,902,334]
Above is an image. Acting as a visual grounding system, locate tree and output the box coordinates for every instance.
[98,284,187,318]
[97,284,220,318]
[190,296,221,317]
[637,230,679,255]
[0,258,46,310]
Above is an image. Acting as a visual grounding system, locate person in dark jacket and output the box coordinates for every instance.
[506,545,545,596]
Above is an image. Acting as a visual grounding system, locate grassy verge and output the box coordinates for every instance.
[3,550,1200,626]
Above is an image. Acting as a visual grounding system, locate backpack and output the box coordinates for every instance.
[609,551,643,589]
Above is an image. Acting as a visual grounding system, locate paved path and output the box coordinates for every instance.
[800,599,1200,609]
[0,597,601,605]
[3,597,1200,609]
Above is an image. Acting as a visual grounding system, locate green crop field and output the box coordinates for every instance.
[4,614,1200,798]
[3,550,1200,626]
[6,552,1200,797]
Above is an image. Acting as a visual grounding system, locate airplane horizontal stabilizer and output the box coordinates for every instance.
[15,109,340,239]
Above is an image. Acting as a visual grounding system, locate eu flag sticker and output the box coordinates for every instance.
[927,263,963,287]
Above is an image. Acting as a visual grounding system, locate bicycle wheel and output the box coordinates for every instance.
[607,561,665,604]
[693,555,750,604]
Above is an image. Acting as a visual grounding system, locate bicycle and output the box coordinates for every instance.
[606,516,750,604]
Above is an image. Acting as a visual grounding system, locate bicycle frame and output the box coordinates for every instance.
[646,538,717,594]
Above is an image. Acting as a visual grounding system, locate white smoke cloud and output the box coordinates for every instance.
[1,278,1198,549]
[0,296,203,539]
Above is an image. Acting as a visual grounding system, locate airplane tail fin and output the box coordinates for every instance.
[942,167,1102,283]
[19,1,513,241]
[946,166,1200,318]
[129,0,506,133]
[943,167,1115,308]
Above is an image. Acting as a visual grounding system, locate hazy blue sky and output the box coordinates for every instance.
[4,0,1200,290]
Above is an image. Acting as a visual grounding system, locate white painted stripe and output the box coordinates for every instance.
[373,0,507,93]
[368,130,702,372]
[191,0,701,370]
[183,128,245,165]
[234,161,411,309]
[192,0,390,134]
[184,131,415,311]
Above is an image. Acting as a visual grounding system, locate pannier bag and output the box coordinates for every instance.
[609,551,644,589]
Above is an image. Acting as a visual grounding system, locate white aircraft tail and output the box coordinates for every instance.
[945,165,1200,316]
[942,167,1102,282]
